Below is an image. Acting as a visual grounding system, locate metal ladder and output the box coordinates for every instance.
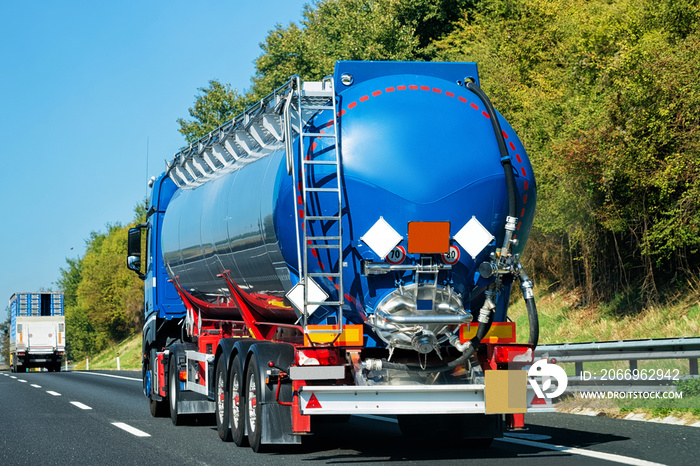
[291,76,345,336]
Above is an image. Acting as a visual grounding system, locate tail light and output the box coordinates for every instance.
[493,345,534,364]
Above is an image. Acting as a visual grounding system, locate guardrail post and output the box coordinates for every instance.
[575,362,583,376]
[691,358,698,376]
[629,360,637,371]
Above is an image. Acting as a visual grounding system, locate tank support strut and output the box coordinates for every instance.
[218,271,275,340]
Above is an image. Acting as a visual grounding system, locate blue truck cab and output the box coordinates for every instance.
[128,173,186,397]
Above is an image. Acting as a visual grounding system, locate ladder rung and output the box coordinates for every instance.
[303,160,337,165]
[306,244,341,250]
[306,215,341,221]
[306,301,343,306]
[301,91,333,98]
[308,272,341,277]
[302,132,337,138]
[306,236,342,241]
[305,187,340,193]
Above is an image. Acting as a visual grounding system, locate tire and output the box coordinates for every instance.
[229,355,247,447]
[245,353,267,453]
[144,360,169,417]
[215,358,232,442]
[169,356,186,426]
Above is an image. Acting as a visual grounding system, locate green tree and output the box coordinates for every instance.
[58,202,147,359]
[177,80,248,144]
[250,0,472,97]
[435,0,700,306]
[1,308,9,366]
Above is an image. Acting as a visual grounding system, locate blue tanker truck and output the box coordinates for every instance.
[127,61,546,452]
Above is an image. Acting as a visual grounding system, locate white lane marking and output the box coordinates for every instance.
[112,422,151,438]
[18,379,27,383]
[77,371,140,382]
[10,376,17,379]
[46,391,61,396]
[70,401,92,410]
[31,384,42,388]
[497,436,666,466]
[356,415,663,466]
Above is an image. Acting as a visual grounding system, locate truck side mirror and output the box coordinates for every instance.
[127,225,146,280]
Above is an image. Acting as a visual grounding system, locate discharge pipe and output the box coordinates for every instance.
[366,286,497,374]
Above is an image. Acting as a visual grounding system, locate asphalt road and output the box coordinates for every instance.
[1,370,697,465]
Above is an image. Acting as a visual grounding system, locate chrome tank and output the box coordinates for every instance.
[160,61,537,333]
[161,148,296,321]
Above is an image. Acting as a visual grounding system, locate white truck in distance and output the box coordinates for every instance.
[9,292,65,372]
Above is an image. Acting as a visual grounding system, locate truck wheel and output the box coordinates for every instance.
[144,361,169,417]
[215,358,232,441]
[169,357,185,425]
[245,353,267,453]
[229,355,247,447]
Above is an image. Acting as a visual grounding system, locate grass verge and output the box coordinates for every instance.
[71,333,141,371]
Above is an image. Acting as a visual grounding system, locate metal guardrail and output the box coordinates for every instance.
[534,337,700,393]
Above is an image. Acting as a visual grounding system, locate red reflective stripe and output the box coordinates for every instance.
[360,95,369,102]
[372,90,382,96]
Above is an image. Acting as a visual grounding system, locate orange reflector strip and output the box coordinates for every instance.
[460,321,516,343]
[407,221,450,254]
[304,324,363,347]
[179,370,187,381]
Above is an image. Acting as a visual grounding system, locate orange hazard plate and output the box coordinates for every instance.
[407,221,450,254]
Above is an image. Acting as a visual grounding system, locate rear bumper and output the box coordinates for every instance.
[298,383,554,415]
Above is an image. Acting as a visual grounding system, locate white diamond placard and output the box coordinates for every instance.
[286,278,328,317]
[454,216,494,259]
[361,217,403,259]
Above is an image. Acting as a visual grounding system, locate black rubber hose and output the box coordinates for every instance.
[465,81,517,220]
[526,296,539,347]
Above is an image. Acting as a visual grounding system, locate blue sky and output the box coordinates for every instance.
[0,1,310,312]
